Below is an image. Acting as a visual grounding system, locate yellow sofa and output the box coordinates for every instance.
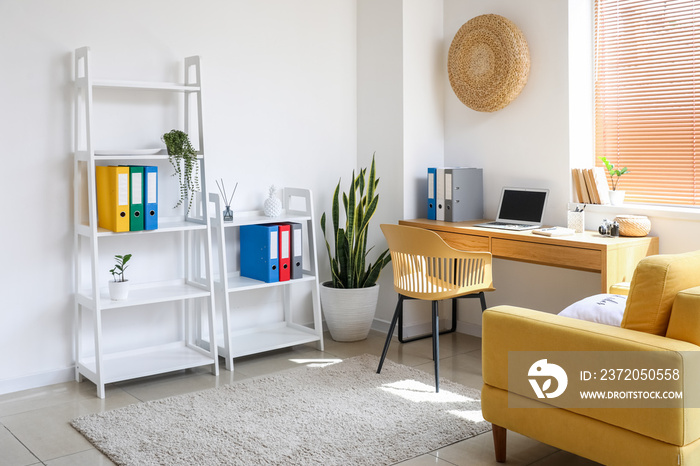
[482,250,700,465]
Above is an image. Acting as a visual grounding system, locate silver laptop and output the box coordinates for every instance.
[474,187,549,231]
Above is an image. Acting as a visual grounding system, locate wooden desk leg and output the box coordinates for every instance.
[493,424,507,462]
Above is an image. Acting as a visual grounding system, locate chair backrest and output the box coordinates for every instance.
[380,224,493,300]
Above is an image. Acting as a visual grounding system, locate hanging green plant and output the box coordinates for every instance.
[162,129,200,214]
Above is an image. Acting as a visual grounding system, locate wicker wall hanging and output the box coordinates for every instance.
[448,14,530,112]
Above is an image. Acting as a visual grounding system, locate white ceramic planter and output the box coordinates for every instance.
[320,282,379,342]
[108,280,130,301]
[609,190,625,206]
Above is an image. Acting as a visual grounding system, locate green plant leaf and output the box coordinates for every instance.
[367,154,377,201]
[331,182,340,234]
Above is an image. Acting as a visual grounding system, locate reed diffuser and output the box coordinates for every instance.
[216,179,238,222]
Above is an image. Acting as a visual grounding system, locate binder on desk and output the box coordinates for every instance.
[445,168,483,222]
[444,169,453,220]
[276,223,291,282]
[96,165,130,232]
[427,167,437,220]
[288,222,303,279]
[436,168,445,221]
[127,166,145,231]
[143,166,158,230]
[240,224,279,283]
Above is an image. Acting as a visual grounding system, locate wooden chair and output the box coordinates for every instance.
[377,224,494,392]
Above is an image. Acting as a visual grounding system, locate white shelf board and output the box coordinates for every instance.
[221,211,311,228]
[85,79,201,92]
[75,150,205,161]
[94,153,169,161]
[225,273,316,292]
[213,324,321,359]
[78,218,207,237]
[92,153,204,162]
[78,342,214,384]
[77,281,210,310]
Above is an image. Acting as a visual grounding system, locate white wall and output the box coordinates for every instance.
[357,0,446,331]
[442,0,592,330]
[0,0,357,394]
[442,0,700,334]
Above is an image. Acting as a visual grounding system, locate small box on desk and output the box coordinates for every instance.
[428,167,483,222]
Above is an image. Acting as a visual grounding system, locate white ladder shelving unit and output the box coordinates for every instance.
[72,46,219,398]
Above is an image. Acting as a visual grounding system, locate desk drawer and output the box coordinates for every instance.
[492,238,601,271]
[436,231,490,252]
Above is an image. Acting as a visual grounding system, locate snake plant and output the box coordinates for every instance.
[320,154,391,288]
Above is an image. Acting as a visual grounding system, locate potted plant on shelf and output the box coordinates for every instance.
[108,254,132,301]
[320,154,391,342]
[600,156,630,206]
[162,129,199,214]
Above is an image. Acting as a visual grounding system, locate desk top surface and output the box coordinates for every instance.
[399,219,658,250]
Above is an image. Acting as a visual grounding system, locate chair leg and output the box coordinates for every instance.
[377,295,403,374]
[479,291,487,312]
[492,424,507,462]
[431,300,440,392]
[399,297,458,343]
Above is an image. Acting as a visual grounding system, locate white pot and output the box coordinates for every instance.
[609,190,625,206]
[320,282,379,342]
[108,280,130,301]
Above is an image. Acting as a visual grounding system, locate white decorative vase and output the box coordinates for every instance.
[609,190,625,206]
[264,185,283,217]
[320,282,379,342]
[108,280,130,301]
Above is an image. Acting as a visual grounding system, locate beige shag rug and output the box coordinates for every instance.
[71,354,490,465]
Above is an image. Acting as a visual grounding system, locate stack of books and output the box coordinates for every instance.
[96,166,158,232]
[571,167,610,204]
[240,223,303,283]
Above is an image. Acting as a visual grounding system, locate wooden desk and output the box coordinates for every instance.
[399,219,659,293]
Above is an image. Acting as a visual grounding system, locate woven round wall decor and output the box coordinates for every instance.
[448,14,530,112]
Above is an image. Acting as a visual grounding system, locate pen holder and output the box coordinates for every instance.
[223,206,233,222]
[567,210,585,233]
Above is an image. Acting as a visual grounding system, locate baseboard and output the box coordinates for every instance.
[455,321,482,337]
[0,366,75,396]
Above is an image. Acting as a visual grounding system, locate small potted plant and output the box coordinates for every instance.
[319,154,392,341]
[600,156,630,205]
[162,129,199,214]
[108,254,132,301]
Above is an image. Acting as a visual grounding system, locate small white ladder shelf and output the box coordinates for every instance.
[209,188,324,371]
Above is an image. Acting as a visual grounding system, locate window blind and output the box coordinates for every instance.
[594,0,699,206]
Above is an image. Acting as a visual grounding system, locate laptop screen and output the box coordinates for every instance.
[497,188,549,223]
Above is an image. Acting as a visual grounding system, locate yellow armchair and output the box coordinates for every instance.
[481,250,700,465]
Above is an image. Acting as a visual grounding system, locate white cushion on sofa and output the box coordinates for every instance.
[558,294,627,327]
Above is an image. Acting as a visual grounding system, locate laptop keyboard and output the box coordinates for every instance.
[489,222,534,229]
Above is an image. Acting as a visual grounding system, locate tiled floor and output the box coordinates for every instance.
[0,331,599,465]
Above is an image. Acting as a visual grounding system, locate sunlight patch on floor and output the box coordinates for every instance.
[379,379,478,403]
[289,358,343,368]
[447,409,485,423]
